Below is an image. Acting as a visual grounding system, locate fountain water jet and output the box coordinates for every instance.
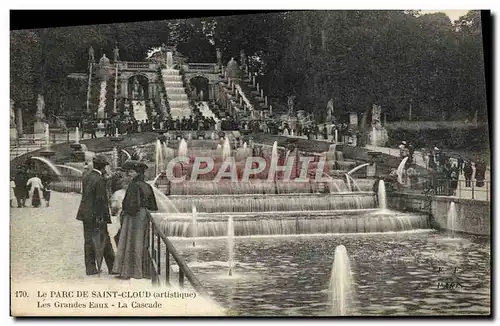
[371,126,377,147]
[271,141,278,163]
[397,157,409,184]
[54,164,83,176]
[378,180,387,210]
[344,174,361,192]
[31,157,62,176]
[447,202,457,238]
[155,139,165,175]
[228,216,235,276]
[121,149,131,161]
[223,137,231,161]
[192,206,197,247]
[75,127,80,144]
[347,163,371,176]
[45,126,50,148]
[329,245,355,316]
[148,184,180,214]
[166,52,174,69]
[178,138,188,157]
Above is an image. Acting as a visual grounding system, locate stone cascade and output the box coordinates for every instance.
[197,101,220,122]
[96,80,107,119]
[161,69,191,119]
[131,100,149,122]
[215,69,271,120]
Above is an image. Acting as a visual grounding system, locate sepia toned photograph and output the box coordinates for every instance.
[9,9,491,317]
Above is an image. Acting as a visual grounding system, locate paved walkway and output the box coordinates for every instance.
[10,192,223,316]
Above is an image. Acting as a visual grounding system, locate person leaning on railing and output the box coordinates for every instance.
[112,160,159,280]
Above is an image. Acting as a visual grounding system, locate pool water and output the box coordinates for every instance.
[170,230,490,316]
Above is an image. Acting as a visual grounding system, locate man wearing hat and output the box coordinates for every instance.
[76,154,116,275]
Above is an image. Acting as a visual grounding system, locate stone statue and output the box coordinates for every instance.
[10,99,16,128]
[287,96,296,116]
[226,57,240,79]
[240,49,246,67]
[326,98,334,122]
[35,94,46,122]
[216,48,222,67]
[132,77,144,100]
[113,43,120,62]
[88,46,95,62]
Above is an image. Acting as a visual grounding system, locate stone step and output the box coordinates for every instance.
[164,81,183,86]
[163,75,182,81]
[167,94,188,100]
[161,69,180,75]
[164,88,185,94]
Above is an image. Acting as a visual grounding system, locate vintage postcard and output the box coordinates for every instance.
[10,10,491,317]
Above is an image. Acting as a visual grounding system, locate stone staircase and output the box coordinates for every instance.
[161,69,191,119]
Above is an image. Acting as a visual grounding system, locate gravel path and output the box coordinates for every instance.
[10,192,141,286]
[10,191,225,315]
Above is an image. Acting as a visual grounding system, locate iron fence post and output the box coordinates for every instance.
[179,269,184,288]
[157,234,161,275]
[150,222,156,286]
[165,250,170,285]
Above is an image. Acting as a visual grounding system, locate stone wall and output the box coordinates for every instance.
[388,193,491,236]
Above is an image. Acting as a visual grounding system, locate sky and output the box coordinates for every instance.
[419,10,471,23]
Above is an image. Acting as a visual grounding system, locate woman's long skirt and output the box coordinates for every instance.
[112,208,151,279]
[32,188,41,207]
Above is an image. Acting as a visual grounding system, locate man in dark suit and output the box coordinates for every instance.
[76,155,116,275]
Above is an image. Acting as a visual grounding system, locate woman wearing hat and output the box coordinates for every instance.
[112,160,158,279]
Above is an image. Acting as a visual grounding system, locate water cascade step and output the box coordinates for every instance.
[131,100,148,121]
[167,193,376,213]
[161,69,191,119]
[156,210,430,237]
[196,101,220,122]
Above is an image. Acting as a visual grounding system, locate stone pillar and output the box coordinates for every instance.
[151,83,158,102]
[148,82,153,100]
[16,106,23,136]
[121,78,128,98]
[208,83,214,100]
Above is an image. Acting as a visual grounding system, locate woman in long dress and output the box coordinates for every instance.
[113,160,158,279]
[26,174,44,208]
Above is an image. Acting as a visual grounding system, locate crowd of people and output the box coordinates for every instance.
[79,115,219,139]
[395,140,488,196]
[76,111,358,144]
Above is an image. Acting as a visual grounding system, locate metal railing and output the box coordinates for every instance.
[407,177,491,201]
[51,175,83,194]
[148,216,210,297]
